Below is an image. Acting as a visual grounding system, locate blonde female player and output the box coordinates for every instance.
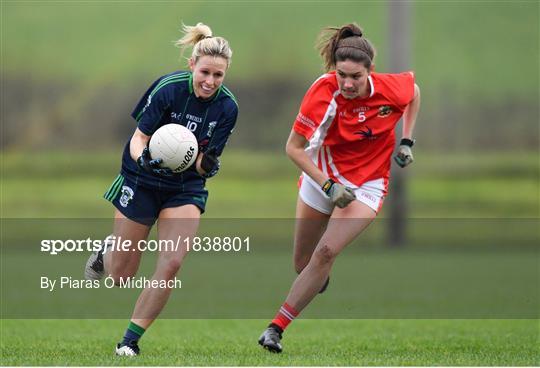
[258,23,420,353]
[84,23,238,356]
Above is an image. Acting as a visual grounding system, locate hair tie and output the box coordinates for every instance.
[342,31,362,39]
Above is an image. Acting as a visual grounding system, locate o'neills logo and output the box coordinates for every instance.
[378,105,392,117]
[174,146,196,172]
[360,191,377,202]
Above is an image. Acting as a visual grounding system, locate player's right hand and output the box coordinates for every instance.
[137,147,173,176]
[321,179,356,208]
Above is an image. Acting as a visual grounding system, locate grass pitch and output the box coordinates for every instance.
[1,150,538,365]
[1,319,538,366]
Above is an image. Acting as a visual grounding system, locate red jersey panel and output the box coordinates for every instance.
[293,71,415,189]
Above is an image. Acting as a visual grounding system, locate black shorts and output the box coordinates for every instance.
[103,174,208,226]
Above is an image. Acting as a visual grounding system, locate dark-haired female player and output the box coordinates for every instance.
[84,22,238,356]
[258,23,420,353]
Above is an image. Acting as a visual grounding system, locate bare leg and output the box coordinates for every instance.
[104,209,149,282]
[293,196,330,273]
[130,205,200,330]
[285,201,377,312]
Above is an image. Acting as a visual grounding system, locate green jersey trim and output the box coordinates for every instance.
[221,85,238,107]
[135,73,190,122]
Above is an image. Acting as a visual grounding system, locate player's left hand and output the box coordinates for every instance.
[394,146,413,168]
[394,139,415,168]
[201,147,220,178]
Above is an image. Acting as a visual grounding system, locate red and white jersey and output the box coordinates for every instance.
[293,71,415,191]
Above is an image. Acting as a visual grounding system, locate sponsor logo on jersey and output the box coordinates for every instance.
[119,186,134,207]
[378,105,392,117]
[354,126,377,140]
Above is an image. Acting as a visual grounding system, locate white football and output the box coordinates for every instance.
[149,124,198,173]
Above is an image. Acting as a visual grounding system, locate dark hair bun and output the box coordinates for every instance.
[339,24,363,39]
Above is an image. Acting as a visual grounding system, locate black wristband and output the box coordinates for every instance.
[400,138,415,147]
[201,154,218,173]
[321,179,335,194]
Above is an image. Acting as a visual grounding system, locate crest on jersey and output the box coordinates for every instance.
[378,105,392,117]
[119,186,134,208]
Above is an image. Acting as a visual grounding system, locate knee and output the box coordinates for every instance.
[158,257,183,279]
[312,244,338,266]
[109,269,137,286]
[105,252,138,283]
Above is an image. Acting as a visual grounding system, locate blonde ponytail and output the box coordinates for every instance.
[175,22,232,66]
[175,22,212,48]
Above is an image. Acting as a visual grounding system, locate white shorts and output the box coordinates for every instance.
[299,174,386,215]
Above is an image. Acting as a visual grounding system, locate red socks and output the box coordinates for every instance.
[271,302,299,331]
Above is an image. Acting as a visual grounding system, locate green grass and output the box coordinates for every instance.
[1,2,386,84]
[1,150,538,218]
[2,1,537,100]
[1,319,538,366]
[1,150,539,365]
[3,249,537,319]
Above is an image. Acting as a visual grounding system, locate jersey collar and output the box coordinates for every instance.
[367,75,375,97]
